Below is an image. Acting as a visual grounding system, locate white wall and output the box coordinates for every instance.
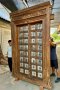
[0,24,11,56]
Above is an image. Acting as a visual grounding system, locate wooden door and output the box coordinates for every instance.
[11,2,51,89]
[18,19,46,81]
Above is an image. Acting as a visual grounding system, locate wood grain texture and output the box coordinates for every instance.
[11,1,52,89]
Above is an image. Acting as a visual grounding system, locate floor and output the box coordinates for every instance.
[0,65,60,90]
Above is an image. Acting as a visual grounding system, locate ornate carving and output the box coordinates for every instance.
[22,9,46,19]
[12,9,46,21]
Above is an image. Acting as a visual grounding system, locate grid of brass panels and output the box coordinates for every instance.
[19,26,29,75]
[18,22,43,79]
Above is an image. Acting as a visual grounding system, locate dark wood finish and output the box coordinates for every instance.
[11,1,52,90]
[50,14,54,20]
